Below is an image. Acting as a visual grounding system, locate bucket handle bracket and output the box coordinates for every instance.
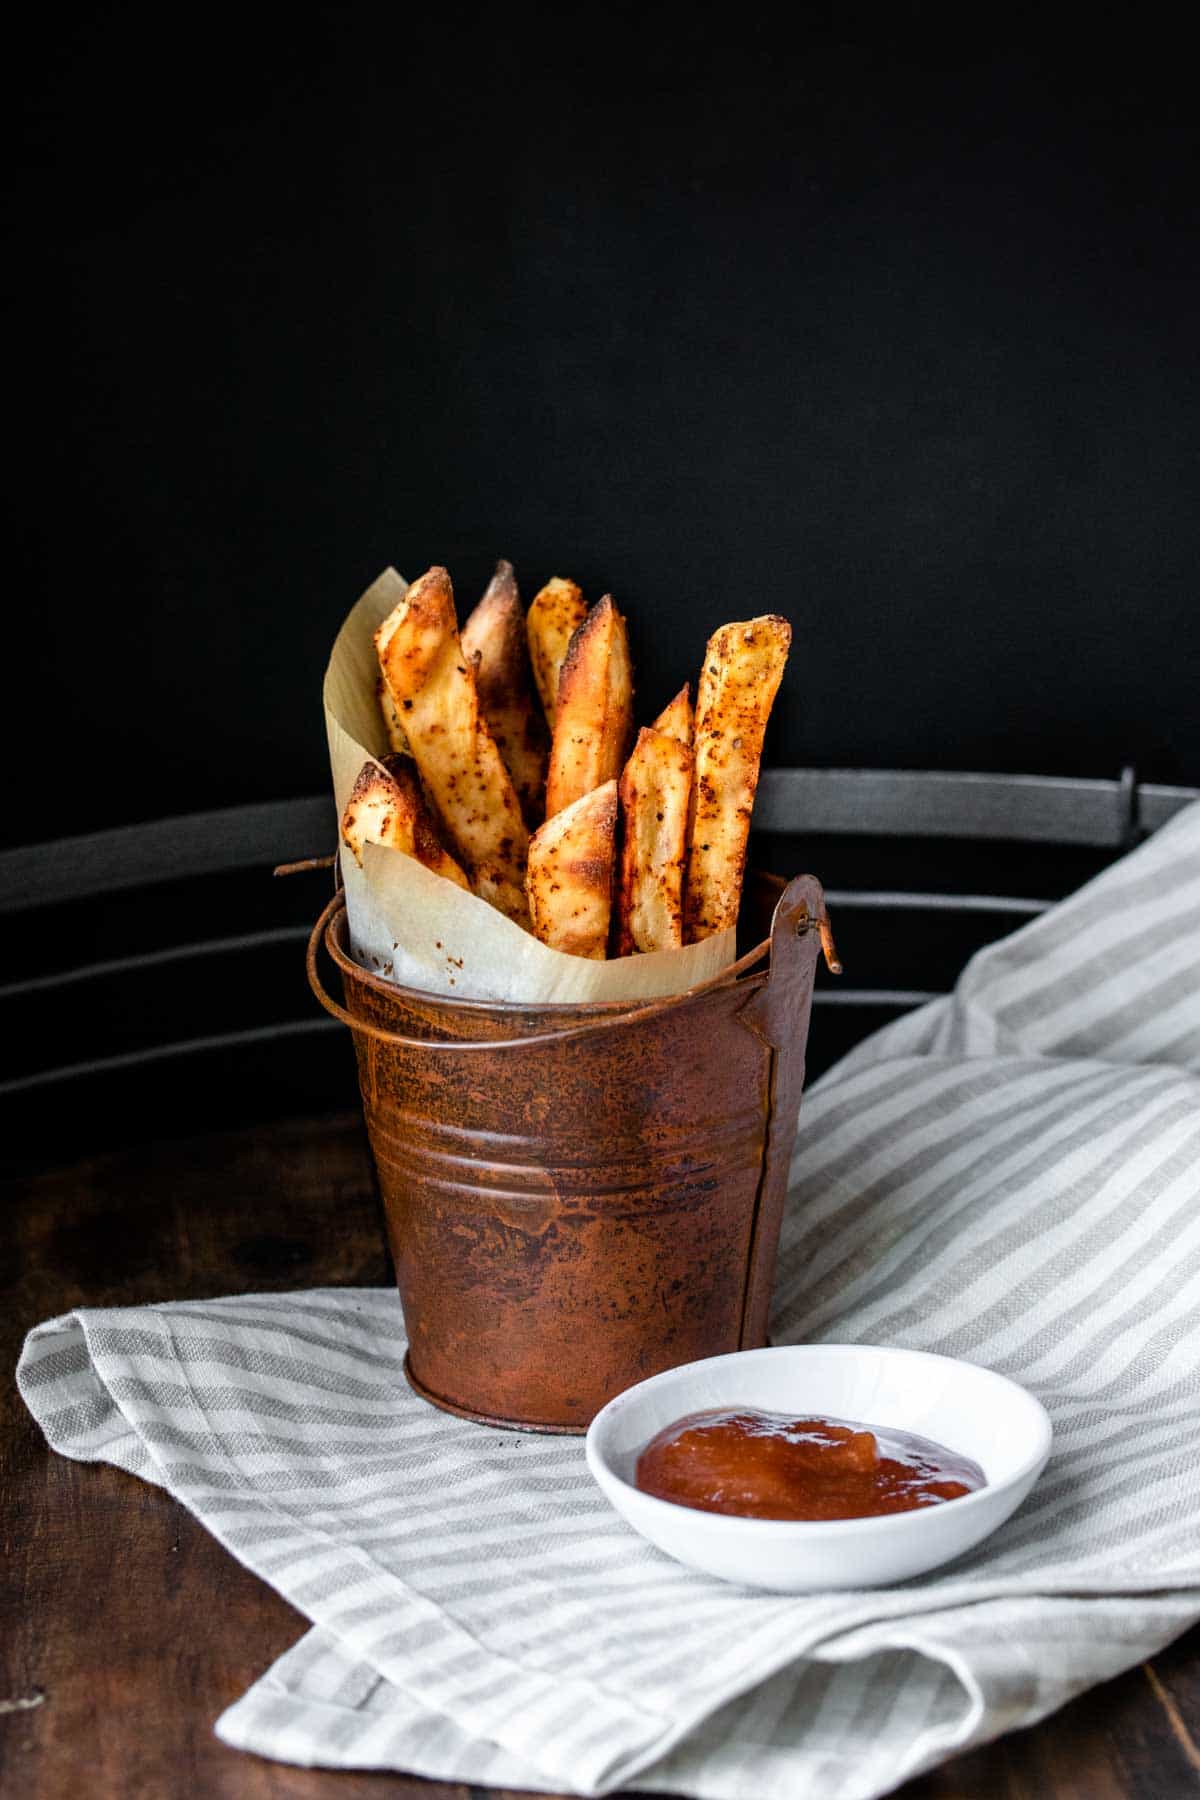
[734,873,831,1347]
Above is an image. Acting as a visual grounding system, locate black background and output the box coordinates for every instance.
[8,15,1198,854]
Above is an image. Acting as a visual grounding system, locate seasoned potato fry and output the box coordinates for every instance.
[544,596,634,819]
[653,683,692,747]
[526,780,617,959]
[358,552,794,960]
[340,753,469,889]
[375,566,529,923]
[461,559,548,826]
[526,577,588,725]
[616,725,693,955]
[377,675,411,754]
[684,615,791,942]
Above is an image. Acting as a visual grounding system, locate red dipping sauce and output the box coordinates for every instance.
[635,1407,986,1521]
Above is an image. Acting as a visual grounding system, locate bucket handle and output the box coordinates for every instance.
[305,884,837,1054]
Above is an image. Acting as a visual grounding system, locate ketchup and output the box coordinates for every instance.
[635,1407,986,1521]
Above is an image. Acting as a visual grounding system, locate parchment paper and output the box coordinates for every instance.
[323,568,737,1002]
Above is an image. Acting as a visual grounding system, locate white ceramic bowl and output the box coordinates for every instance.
[585,1344,1052,1591]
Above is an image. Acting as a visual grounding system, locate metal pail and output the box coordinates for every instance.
[307,872,828,1432]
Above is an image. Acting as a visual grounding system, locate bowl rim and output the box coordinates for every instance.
[585,1342,1053,1538]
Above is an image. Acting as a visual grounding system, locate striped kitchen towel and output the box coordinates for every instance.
[18,801,1200,1800]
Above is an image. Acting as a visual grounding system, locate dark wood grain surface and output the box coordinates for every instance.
[3,1112,1198,1799]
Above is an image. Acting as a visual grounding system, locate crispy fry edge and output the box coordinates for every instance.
[525,779,618,959]
[544,595,634,819]
[683,615,791,942]
[461,559,548,826]
[526,576,588,727]
[653,683,692,746]
[340,752,470,889]
[374,565,529,923]
[616,725,693,955]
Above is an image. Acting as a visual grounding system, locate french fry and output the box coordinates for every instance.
[544,596,634,819]
[616,726,693,955]
[377,675,411,754]
[340,753,469,889]
[653,683,692,747]
[683,615,791,942]
[461,559,548,826]
[526,577,588,725]
[525,779,617,959]
[375,566,529,924]
[361,554,793,964]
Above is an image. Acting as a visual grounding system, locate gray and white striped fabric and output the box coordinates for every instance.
[18,801,1200,1800]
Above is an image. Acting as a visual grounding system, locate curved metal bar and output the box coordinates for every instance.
[0,796,336,914]
[0,925,311,1003]
[823,889,1050,917]
[0,890,1033,1007]
[0,985,941,1100]
[754,767,1199,846]
[0,1016,341,1099]
[813,988,942,1008]
[2,775,1196,915]
[0,890,1038,1006]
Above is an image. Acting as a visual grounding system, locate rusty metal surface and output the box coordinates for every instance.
[308,873,825,1432]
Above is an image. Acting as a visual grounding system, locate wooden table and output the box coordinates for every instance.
[3,1112,1198,1798]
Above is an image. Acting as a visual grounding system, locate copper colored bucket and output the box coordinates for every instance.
[307,871,829,1433]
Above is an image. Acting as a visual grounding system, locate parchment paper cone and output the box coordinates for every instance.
[324,568,736,1003]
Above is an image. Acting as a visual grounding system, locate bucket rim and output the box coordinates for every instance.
[305,886,793,1053]
[324,891,773,1019]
